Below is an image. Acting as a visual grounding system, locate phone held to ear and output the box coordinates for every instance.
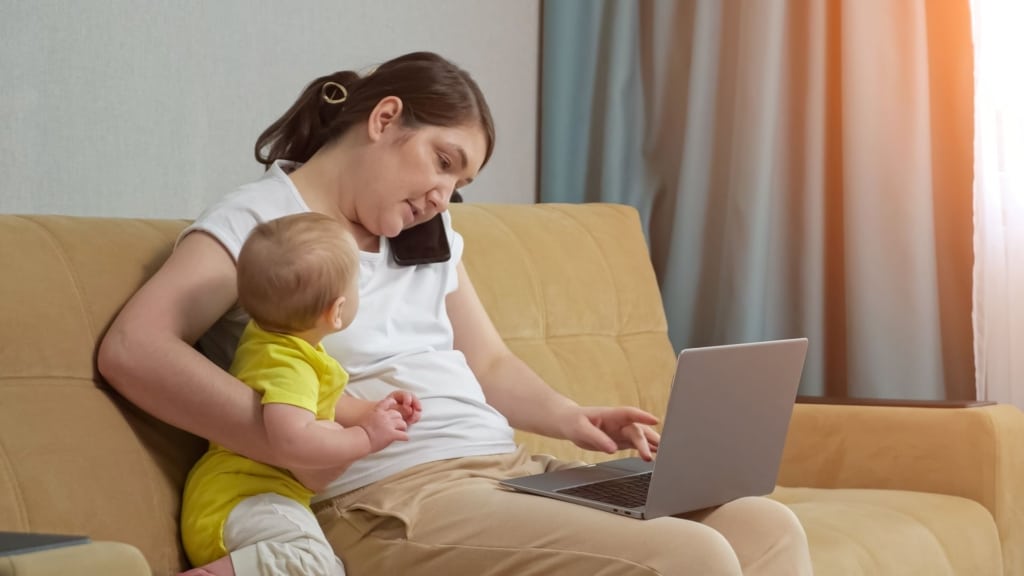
[389,215,450,265]
[389,191,462,266]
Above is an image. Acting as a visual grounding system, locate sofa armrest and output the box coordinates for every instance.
[795,395,997,408]
[0,541,149,576]
[778,402,1024,568]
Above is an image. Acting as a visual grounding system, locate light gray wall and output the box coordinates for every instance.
[0,1,539,218]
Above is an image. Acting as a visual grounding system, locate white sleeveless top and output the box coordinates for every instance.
[182,160,517,498]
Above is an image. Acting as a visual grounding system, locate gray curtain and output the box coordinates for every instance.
[540,0,974,399]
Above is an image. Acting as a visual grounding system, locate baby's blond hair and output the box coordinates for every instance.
[237,213,359,333]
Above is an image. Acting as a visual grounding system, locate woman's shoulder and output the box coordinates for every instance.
[206,162,307,221]
[182,162,309,259]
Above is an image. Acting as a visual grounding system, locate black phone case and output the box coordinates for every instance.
[390,215,451,265]
[389,192,462,266]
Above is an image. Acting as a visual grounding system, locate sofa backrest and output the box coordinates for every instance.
[0,215,203,573]
[0,204,676,572]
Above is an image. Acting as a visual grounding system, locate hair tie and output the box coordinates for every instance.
[321,81,348,105]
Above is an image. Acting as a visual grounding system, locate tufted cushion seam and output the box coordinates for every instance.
[464,206,548,337]
[548,205,623,335]
[0,376,101,386]
[503,330,670,342]
[20,216,98,346]
[0,426,30,529]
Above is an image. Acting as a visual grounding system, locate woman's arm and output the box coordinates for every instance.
[446,262,578,437]
[447,263,659,459]
[98,231,279,465]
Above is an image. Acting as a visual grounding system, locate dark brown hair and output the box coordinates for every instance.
[255,52,495,169]
[237,213,359,333]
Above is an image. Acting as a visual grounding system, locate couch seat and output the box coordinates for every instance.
[771,487,1003,575]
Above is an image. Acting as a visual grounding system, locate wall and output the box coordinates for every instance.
[0,0,539,218]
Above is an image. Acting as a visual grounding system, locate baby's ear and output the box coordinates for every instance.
[325,296,346,331]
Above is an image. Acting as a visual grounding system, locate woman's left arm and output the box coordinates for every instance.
[447,263,660,459]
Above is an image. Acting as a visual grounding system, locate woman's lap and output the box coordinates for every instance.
[314,449,809,576]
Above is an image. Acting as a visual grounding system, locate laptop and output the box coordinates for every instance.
[0,532,90,557]
[500,338,808,520]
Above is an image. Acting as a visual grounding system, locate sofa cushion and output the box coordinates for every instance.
[771,487,1003,575]
[0,540,149,576]
[0,216,204,575]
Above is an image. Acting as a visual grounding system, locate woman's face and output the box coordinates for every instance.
[350,106,487,238]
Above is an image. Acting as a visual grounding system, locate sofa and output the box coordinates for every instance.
[1,203,1021,575]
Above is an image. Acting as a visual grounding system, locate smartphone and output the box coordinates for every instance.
[389,191,462,266]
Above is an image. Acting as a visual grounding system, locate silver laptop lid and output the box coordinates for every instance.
[645,338,808,518]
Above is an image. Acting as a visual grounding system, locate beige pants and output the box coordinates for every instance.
[313,448,812,576]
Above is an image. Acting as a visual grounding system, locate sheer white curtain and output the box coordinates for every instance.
[972,0,1024,409]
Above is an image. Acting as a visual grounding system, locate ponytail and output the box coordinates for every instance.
[255,52,495,170]
[253,71,360,168]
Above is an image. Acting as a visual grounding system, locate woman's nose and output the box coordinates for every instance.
[427,185,453,213]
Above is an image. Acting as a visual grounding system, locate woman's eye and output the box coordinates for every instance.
[438,155,451,170]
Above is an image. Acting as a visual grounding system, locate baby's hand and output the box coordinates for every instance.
[387,390,423,425]
[357,397,409,452]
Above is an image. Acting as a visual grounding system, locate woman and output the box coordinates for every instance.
[99,51,812,576]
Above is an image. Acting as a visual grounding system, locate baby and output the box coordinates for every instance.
[179,212,420,576]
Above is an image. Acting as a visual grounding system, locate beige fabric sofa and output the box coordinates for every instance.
[1,204,1021,575]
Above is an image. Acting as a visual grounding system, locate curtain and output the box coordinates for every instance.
[540,0,975,399]
[971,0,1024,409]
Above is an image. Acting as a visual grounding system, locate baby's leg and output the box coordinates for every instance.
[176,555,234,576]
[223,493,344,576]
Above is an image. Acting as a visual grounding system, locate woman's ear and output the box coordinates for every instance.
[324,296,346,331]
[367,96,404,142]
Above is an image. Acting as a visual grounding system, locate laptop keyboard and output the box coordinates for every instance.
[556,472,652,509]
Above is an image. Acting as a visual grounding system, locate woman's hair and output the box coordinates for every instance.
[255,51,495,170]
[237,213,360,333]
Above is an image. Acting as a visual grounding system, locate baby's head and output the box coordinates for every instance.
[237,213,360,335]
